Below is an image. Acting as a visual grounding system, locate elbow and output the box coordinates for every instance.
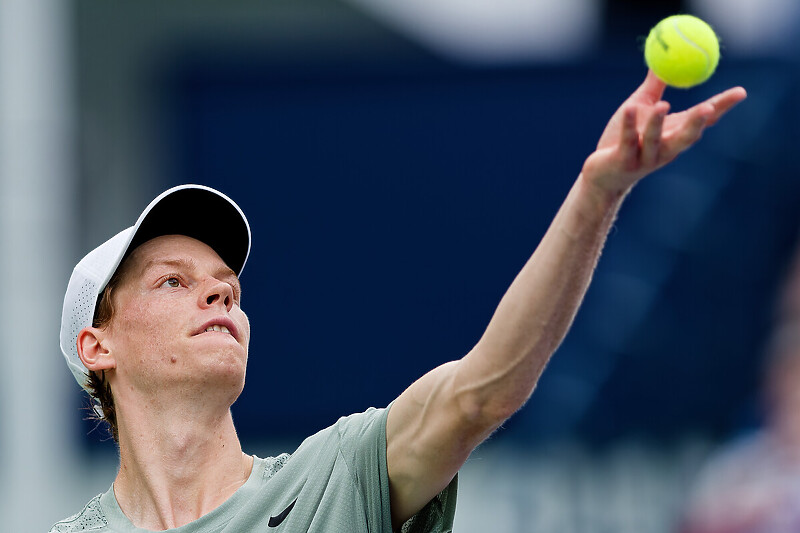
[479,397,521,427]
[453,343,546,430]
[453,381,522,435]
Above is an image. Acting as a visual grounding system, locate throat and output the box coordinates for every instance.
[112,411,252,530]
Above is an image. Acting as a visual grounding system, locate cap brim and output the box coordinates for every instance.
[126,184,251,276]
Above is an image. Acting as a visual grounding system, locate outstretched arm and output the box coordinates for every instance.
[385,71,747,529]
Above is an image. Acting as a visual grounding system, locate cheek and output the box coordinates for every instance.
[237,309,252,351]
[112,302,182,364]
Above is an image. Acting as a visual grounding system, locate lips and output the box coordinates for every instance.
[194,316,240,342]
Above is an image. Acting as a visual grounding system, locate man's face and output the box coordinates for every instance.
[102,234,251,405]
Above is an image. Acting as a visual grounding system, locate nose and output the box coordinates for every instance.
[200,278,234,312]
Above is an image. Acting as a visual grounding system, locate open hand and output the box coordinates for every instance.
[581,70,747,196]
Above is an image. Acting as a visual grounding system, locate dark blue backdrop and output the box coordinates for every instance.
[161,58,614,441]
[77,46,800,448]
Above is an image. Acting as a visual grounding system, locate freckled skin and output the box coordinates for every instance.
[102,235,251,411]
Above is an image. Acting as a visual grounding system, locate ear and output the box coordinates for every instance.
[77,327,117,372]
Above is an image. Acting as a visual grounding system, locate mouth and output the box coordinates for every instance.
[204,324,231,334]
[195,317,240,342]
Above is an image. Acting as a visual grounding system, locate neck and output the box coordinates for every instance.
[112,400,252,530]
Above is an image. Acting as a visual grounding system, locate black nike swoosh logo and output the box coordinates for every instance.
[268,498,297,527]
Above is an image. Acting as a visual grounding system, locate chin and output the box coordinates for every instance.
[205,353,247,400]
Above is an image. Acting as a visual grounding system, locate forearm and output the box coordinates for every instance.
[456,173,628,422]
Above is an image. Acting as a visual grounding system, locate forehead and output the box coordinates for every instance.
[121,234,235,280]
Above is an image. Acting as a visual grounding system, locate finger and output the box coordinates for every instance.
[630,70,667,105]
[641,102,670,167]
[660,103,712,163]
[703,86,747,126]
[618,105,640,169]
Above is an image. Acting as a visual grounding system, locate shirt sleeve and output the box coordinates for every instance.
[335,406,458,533]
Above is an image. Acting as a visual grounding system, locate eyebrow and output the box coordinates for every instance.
[140,257,242,295]
[140,257,197,278]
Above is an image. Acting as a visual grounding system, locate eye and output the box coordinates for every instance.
[161,276,182,289]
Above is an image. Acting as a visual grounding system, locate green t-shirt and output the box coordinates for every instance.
[49,407,457,533]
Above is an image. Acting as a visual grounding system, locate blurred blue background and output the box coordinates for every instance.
[3,0,800,531]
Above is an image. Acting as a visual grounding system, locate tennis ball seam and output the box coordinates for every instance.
[671,19,711,75]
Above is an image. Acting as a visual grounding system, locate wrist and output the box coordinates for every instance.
[575,172,629,217]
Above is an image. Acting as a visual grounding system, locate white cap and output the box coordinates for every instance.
[59,184,251,391]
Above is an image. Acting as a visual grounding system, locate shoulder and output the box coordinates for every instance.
[289,407,388,456]
[257,452,292,481]
[281,407,388,479]
[333,406,388,440]
[48,494,107,533]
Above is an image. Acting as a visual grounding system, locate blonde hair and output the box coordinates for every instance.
[84,266,127,443]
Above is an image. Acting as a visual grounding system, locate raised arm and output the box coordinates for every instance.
[385,71,747,528]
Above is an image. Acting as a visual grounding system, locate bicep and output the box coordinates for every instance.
[385,359,500,528]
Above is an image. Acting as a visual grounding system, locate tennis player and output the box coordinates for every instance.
[52,71,746,532]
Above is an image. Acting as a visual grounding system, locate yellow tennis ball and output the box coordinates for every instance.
[644,15,720,88]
